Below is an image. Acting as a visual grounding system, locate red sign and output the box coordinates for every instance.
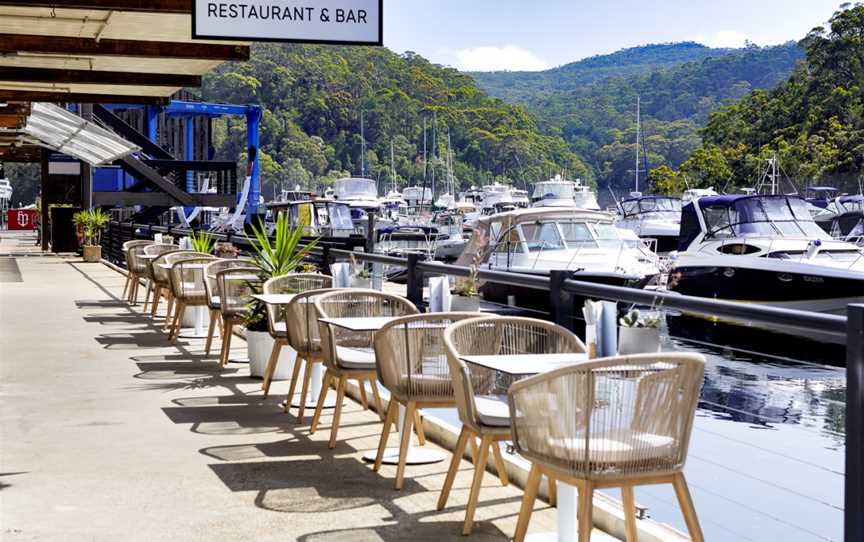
[7,209,38,230]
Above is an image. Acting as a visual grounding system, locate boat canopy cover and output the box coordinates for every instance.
[620,195,682,217]
[683,194,829,248]
[22,103,140,166]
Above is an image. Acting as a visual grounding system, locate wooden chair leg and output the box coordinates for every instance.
[491,440,509,486]
[151,287,162,317]
[357,379,369,409]
[469,436,478,461]
[513,464,542,542]
[163,294,175,330]
[284,354,303,415]
[578,481,594,542]
[219,319,233,367]
[413,409,426,445]
[130,275,139,304]
[296,357,314,423]
[621,485,638,542]
[374,400,398,472]
[369,379,385,420]
[170,301,186,343]
[327,376,347,449]
[394,401,416,490]
[463,434,492,535]
[438,425,470,511]
[261,339,283,398]
[204,309,217,356]
[672,473,704,542]
[142,280,152,311]
[309,369,333,433]
[121,273,131,300]
[548,477,557,507]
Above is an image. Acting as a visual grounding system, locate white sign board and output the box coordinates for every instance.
[193,0,382,45]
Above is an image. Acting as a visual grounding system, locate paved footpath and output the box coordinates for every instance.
[0,251,609,541]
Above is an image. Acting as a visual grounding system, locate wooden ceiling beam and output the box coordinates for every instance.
[0,90,169,104]
[0,34,249,61]
[0,67,201,87]
[2,1,192,13]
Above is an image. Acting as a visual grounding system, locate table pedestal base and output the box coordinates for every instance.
[361,447,447,465]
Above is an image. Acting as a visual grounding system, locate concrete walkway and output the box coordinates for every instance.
[0,251,586,541]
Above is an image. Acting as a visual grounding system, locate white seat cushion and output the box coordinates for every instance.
[475,395,511,427]
[549,432,675,464]
[335,346,376,370]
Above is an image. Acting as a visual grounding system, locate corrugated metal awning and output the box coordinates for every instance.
[22,102,139,165]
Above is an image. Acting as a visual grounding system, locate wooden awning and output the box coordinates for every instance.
[0,1,249,104]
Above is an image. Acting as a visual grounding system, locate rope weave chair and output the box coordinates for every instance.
[203,259,257,356]
[151,251,197,321]
[125,242,154,305]
[167,255,217,343]
[508,353,706,542]
[216,268,261,367]
[441,316,586,535]
[141,243,180,312]
[121,240,152,301]
[310,289,419,448]
[372,312,488,489]
[261,273,333,400]
[277,287,338,422]
[160,252,209,330]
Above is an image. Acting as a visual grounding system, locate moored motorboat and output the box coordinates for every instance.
[616,194,682,253]
[669,194,864,315]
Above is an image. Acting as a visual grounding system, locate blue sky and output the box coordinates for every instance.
[384,0,843,71]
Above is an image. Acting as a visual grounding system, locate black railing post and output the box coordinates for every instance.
[321,245,331,274]
[846,304,864,542]
[406,252,425,309]
[365,214,376,254]
[550,271,577,332]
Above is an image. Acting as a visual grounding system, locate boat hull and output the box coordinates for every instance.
[670,264,864,315]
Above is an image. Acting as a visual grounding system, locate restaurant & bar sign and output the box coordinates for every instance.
[193,0,382,45]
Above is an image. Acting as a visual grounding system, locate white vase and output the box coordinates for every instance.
[450,295,480,312]
[246,331,272,378]
[618,326,661,355]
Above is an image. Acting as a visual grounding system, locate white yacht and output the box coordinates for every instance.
[332,177,381,228]
[402,186,433,208]
[532,174,600,210]
[480,182,515,215]
[511,188,530,208]
[616,194,682,253]
[456,207,661,307]
[670,194,864,314]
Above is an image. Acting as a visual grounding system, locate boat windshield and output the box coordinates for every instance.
[702,196,830,239]
[519,220,621,251]
[533,183,574,200]
[334,178,377,198]
[327,204,354,230]
[838,197,864,214]
[622,197,681,217]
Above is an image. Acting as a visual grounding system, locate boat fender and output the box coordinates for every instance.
[805,239,822,259]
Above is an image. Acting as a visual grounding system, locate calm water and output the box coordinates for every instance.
[636,315,845,542]
[427,313,846,541]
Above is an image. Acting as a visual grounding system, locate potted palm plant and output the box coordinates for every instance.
[349,253,373,288]
[72,208,109,262]
[451,250,482,311]
[189,230,215,254]
[243,213,318,378]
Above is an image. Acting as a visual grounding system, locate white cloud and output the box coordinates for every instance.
[452,45,549,72]
[698,30,750,48]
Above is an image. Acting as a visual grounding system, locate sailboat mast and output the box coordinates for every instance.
[431,111,437,203]
[422,118,427,185]
[360,110,366,177]
[635,96,640,194]
[390,140,396,192]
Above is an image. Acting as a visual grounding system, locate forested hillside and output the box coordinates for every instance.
[666,5,864,194]
[472,42,804,192]
[201,44,590,196]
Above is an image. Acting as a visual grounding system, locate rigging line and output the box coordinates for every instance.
[693,425,845,475]
[679,480,839,542]
[668,335,846,371]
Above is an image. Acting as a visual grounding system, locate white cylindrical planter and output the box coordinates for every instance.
[617,327,661,355]
[246,332,296,380]
[246,330,272,378]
